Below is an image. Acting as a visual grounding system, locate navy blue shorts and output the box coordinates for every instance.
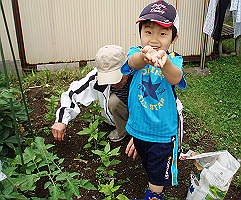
[133,137,178,186]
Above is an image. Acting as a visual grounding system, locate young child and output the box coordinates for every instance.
[122,1,186,199]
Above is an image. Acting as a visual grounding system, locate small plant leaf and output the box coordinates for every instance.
[110,159,121,166]
[117,194,129,200]
[99,140,108,146]
[109,146,121,156]
[58,158,65,164]
[79,179,97,190]
[44,181,52,189]
[45,144,55,149]
[107,170,117,177]
[104,143,110,153]
[84,143,91,148]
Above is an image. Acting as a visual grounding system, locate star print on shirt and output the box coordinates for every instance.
[142,76,161,101]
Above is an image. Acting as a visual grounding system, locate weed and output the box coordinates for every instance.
[135,165,140,169]
[42,127,52,136]
[44,95,60,121]
[118,178,130,185]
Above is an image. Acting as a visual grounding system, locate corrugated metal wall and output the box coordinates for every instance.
[0,0,19,60]
[176,0,214,56]
[1,0,213,64]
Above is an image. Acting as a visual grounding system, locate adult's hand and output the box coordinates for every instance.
[125,137,138,159]
[51,122,66,141]
[111,74,129,89]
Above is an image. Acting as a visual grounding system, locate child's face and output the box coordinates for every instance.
[140,21,177,52]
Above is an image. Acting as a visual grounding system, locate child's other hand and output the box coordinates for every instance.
[125,137,138,159]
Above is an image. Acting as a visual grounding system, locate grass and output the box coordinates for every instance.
[11,64,91,90]
[177,52,241,187]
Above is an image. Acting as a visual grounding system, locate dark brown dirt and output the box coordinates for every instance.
[26,87,240,200]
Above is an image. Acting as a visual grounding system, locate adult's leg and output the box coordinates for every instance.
[108,93,128,137]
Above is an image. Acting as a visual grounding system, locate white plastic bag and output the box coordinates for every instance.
[0,161,7,181]
[180,150,240,200]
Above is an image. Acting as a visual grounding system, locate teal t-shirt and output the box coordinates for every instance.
[121,46,186,143]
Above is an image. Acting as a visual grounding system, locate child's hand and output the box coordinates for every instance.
[142,45,159,65]
[125,137,138,159]
[142,45,168,68]
[155,50,168,68]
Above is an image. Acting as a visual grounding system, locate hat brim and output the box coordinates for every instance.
[98,69,123,85]
[136,14,173,28]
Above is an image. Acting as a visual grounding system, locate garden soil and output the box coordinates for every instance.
[26,86,240,200]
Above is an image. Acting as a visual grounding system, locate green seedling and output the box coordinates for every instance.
[92,143,121,179]
[77,119,108,149]
[0,72,31,159]
[99,179,129,200]
[44,95,59,121]
[79,100,106,124]
[42,127,52,136]
[117,178,130,185]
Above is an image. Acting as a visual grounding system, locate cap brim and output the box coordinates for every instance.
[136,14,173,28]
[98,69,123,85]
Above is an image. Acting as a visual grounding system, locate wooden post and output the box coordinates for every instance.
[200,33,208,69]
[235,36,240,56]
[218,40,222,57]
[11,0,27,67]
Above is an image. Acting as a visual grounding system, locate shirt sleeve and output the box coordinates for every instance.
[168,52,187,90]
[55,68,99,125]
[121,46,141,75]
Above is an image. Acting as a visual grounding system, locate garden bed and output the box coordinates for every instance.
[26,85,240,200]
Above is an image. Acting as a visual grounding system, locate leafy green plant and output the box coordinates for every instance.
[0,137,96,199]
[79,100,106,124]
[99,179,128,200]
[0,71,30,159]
[19,64,92,91]
[44,95,59,121]
[92,143,121,179]
[77,119,108,149]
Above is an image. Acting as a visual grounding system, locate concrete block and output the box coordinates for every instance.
[0,59,22,76]
[37,62,80,72]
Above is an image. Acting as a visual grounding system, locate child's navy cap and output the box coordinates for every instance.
[136,0,179,32]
